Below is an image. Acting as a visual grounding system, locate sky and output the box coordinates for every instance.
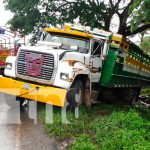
[0,0,13,26]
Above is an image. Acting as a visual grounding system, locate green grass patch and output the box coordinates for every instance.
[141,88,150,96]
[38,103,150,150]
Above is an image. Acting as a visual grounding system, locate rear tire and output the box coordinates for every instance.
[119,88,141,105]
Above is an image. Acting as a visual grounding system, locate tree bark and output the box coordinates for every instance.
[125,24,150,36]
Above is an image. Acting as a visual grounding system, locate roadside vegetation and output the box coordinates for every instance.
[141,88,150,96]
[38,96,150,149]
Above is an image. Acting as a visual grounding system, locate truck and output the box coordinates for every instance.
[0,28,21,74]
[0,23,150,109]
[0,47,10,74]
[0,45,18,74]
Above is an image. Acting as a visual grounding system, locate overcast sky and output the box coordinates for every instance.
[0,0,13,26]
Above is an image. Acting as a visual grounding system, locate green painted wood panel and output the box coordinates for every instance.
[99,44,150,87]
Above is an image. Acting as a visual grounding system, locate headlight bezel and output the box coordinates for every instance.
[60,72,69,80]
[5,62,12,70]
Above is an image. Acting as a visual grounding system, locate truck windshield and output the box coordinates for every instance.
[41,32,90,53]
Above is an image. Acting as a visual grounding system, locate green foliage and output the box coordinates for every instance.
[130,0,150,32]
[3,0,150,37]
[140,36,150,54]
[95,111,150,150]
[4,0,41,34]
[69,134,97,150]
[141,88,150,96]
[38,104,150,150]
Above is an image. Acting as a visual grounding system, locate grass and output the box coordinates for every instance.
[141,88,150,96]
[38,102,150,150]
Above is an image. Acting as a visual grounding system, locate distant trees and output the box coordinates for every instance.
[4,0,150,37]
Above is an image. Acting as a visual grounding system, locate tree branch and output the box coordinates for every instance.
[116,0,122,6]
[87,0,92,5]
[121,0,135,16]
[109,0,122,16]
[109,0,114,8]
[50,1,75,17]
[96,0,100,6]
[125,24,150,36]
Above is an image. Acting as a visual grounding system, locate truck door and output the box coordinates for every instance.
[90,40,103,82]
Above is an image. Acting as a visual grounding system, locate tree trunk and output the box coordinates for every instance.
[104,18,111,31]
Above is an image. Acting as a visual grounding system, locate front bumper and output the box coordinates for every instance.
[0,76,67,107]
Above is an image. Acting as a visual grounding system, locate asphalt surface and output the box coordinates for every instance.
[0,93,56,150]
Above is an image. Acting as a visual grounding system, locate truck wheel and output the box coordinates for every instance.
[119,88,141,105]
[101,88,118,102]
[67,80,83,110]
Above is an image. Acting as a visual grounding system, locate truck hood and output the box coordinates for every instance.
[19,43,85,63]
[19,44,66,56]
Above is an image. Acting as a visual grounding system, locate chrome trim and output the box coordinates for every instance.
[16,49,58,85]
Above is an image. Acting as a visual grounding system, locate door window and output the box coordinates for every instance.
[92,41,103,56]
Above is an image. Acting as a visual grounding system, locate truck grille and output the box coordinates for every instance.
[17,50,54,81]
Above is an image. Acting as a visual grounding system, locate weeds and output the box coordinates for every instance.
[38,103,150,150]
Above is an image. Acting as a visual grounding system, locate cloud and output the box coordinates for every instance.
[0,1,13,26]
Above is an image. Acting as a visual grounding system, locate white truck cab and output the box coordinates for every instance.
[4,24,111,108]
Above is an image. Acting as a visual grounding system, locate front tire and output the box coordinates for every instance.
[67,80,84,110]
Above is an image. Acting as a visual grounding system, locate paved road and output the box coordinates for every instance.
[0,93,56,150]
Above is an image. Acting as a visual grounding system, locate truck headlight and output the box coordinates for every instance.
[5,63,12,70]
[60,73,69,80]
